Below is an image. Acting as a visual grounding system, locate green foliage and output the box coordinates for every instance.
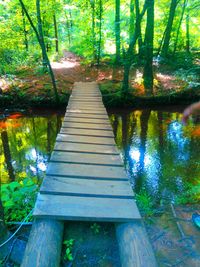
[1,178,38,222]
[90,223,101,234]
[175,179,200,204]
[63,239,75,261]
[135,190,154,216]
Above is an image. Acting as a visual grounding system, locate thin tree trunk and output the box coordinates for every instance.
[22,8,28,51]
[129,0,135,45]
[97,0,103,66]
[135,0,143,59]
[161,0,179,57]
[173,0,187,55]
[115,0,121,63]
[1,130,15,182]
[91,0,97,60]
[19,0,59,103]
[143,0,154,95]
[53,14,59,53]
[186,12,190,53]
[36,0,59,103]
[122,0,148,93]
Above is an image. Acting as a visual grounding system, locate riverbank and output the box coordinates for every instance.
[0,52,199,110]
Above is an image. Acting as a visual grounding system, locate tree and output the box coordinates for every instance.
[19,0,59,103]
[122,0,148,93]
[161,0,180,57]
[115,0,120,63]
[143,0,154,94]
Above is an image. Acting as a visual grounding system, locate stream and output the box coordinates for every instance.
[0,107,200,266]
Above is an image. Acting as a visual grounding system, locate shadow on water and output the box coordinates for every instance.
[109,108,200,266]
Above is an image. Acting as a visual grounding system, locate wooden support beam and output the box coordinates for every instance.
[21,219,64,267]
[115,221,158,267]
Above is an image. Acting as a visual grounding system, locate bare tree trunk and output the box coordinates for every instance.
[90,0,97,60]
[135,0,144,59]
[173,0,187,55]
[53,14,59,53]
[97,0,103,66]
[22,8,28,51]
[122,0,148,93]
[115,0,121,63]
[161,0,179,57]
[143,0,154,95]
[19,0,59,104]
[186,12,190,54]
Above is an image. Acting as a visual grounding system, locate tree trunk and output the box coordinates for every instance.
[161,0,179,57]
[53,14,59,53]
[186,12,190,54]
[91,0,97,60]
[143,0,154,95]
[19,0,59,103]
[122,0,148,93]
[115,0,121,63]
[97,0,103,66]
[173,0,187,55]
[36,0,59,103]
[22,8,28,51]
[1,130,15,181]
[135,0,144,59]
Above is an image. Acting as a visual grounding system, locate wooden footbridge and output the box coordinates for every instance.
[22,82,157,267]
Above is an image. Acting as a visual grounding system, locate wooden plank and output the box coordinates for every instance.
[56,133,116,145]
[46,162,128,180]
[63,117,111,125]
[66,109,107,115]
[62,122,112,130]
[54,142,119,154]
[65,112,108,119]
[70,98,102,102]
[40,176,133,198]
[50,151,123,166]
[68,103,105,109]
[34,193,141,222]
[60,128,114,137]
[67,106,106,112]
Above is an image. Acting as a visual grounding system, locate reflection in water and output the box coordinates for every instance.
[0,112,63,184]
[109,109,200,203]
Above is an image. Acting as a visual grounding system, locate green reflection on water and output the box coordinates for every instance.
[0,112,63,185]
[109,109,200,204]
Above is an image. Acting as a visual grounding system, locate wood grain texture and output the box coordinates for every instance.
[46,162,128,180]
[62,122,113,130]
[65,112,108,119]
[60,128,114,137]
[40,176,133,198]
[54,142,119,154]
[21,219,64,267]
[63,118,111,125]
[56,133,116,145]
[116,222,158,267]
[50,151,123,166]
[34,193,141,221]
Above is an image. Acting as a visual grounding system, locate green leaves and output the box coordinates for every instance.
[63,239,75,262]
[1,178,38,222]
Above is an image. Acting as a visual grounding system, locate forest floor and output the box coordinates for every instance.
[0,51,199,109]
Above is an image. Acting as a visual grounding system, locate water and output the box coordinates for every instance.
[0,111,63,185]
[0,108,200,266]
[109,108,200,205]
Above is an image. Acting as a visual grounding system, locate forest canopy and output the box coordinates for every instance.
[0,0,200,104]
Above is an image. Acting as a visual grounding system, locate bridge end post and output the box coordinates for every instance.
[21,219,64,267]
[115,221,158,267]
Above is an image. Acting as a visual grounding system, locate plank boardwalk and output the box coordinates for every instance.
[34,82,141,222]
